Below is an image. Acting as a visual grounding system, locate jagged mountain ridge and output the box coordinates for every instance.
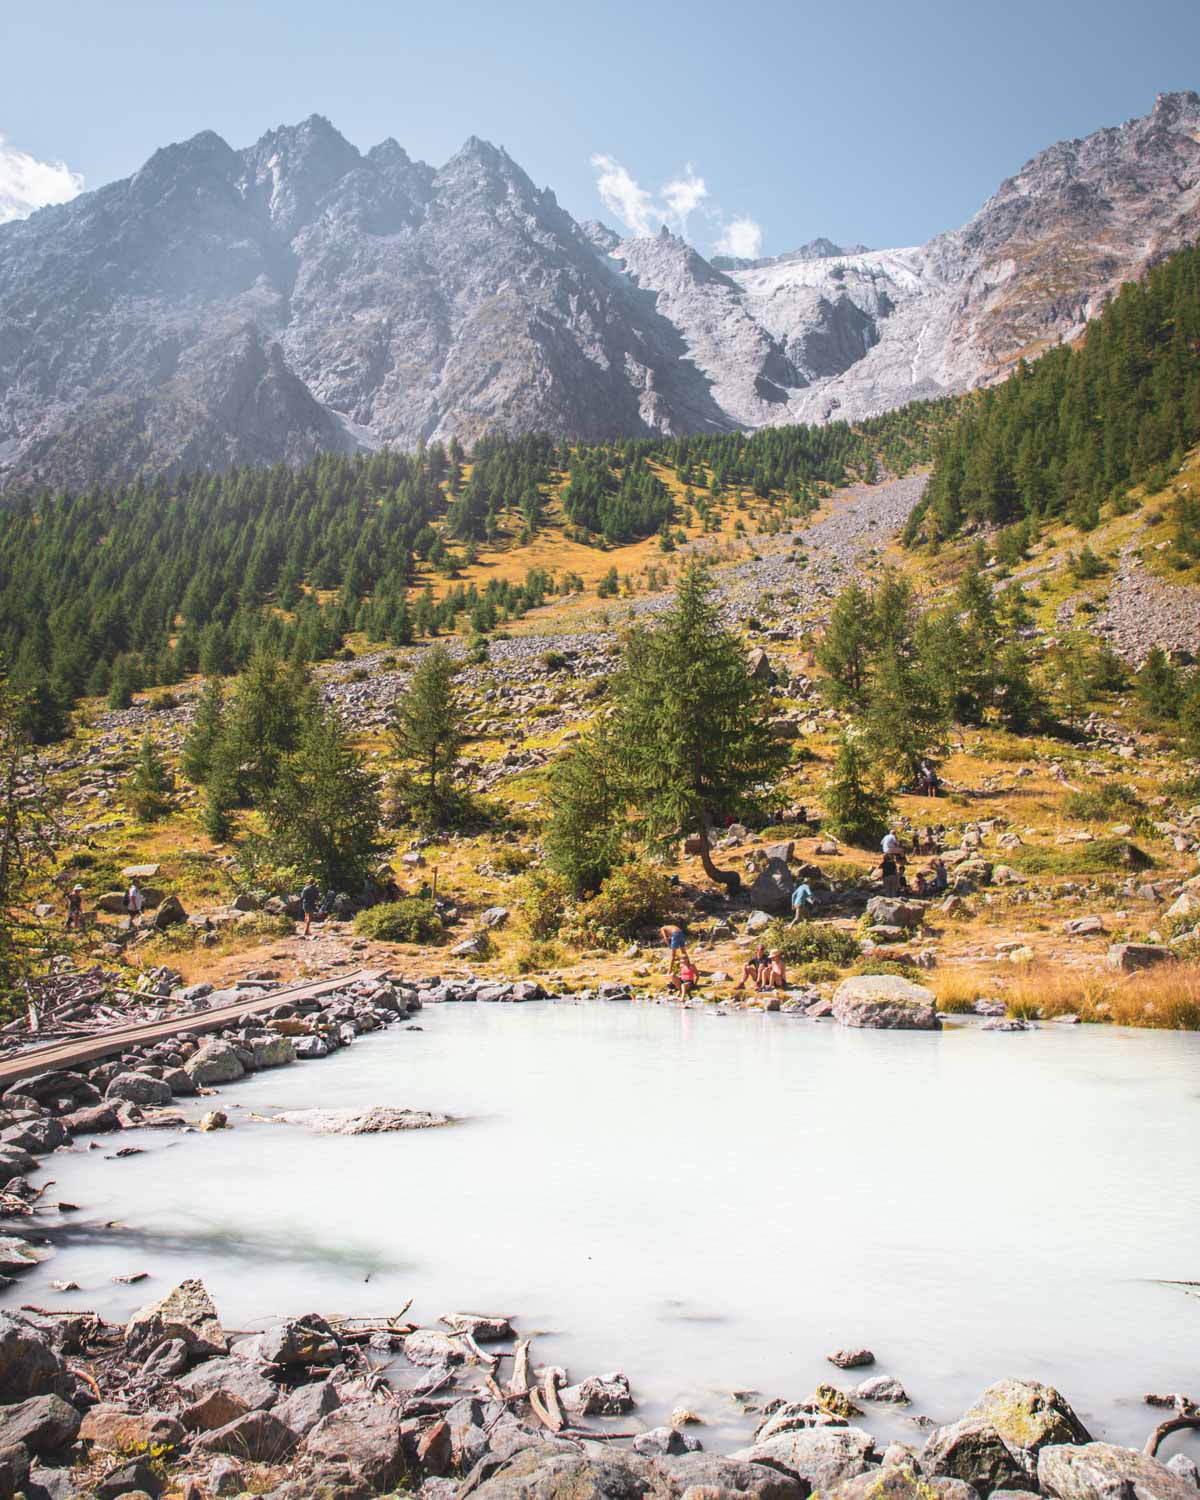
[1,93,1198,491]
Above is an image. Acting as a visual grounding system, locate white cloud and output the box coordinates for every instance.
[714,214,764,261]
[661,165,708,236]
[590,153,656,238]
[590,152,763,259]
[0,135,83,225]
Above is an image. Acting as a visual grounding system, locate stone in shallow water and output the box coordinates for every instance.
[271,1107,451,1134]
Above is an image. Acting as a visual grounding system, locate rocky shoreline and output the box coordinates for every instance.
[1,977,1198,1499]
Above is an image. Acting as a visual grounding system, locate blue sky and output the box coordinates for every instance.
[4,0,1199,253]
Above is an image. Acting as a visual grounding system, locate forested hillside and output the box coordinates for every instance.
[906,242,1200,544]
[0,402,951,740]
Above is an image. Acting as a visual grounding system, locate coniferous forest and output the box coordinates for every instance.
[0,404,950,739]
[907,243,1200,543]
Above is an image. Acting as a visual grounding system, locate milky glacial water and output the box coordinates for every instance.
[12,1003,1200,1454]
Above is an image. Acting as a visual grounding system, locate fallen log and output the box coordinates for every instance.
[1145,1412,1200,1456]
[508,1339,532,1398]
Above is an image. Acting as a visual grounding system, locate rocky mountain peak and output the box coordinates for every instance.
[239,114,362,234]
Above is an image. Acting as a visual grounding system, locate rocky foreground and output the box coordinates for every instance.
[0,1283,1197,1500]
[0,973,1198,1497]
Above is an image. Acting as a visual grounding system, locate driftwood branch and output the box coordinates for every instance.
[1145,1413,1200,1456]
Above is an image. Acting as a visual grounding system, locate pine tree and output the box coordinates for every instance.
[107,654,140,710]
[388,645,464,828]
[863,643,949,784]
[1136,647,1181,721]
[217,650,313,805]
[607,563,787,892]
[180,678,225,784]
[823,732,893,847]
[129,734,172,821]
[263,706,383,889]
[545,726,624,896]
[817,580,874,708]
[0,671,60,1010]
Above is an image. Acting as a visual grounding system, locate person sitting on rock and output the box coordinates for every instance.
[759,950,788,990]
[733,943,769,991]
[880,850,901,898]
[667,956,701,1000]
[660,923,689,976]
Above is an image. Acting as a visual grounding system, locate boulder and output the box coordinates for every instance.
[185,1043,245,1087]
[737,1427,876,1488]
[272,1378,341,1437]
[966,1379,1090,1477]
[180,1390,250,1433]
[824,1468,982,1500]
[194,1409,297,1463]
[479,907,510,930]
[832,975,940,1030]
[177,1356,277,1412]
[236,1313,339,1368]
[125,1279,228,1361]
[95,1458,164,1499]
[923,1417,1025,1495]
[62,1104,119,1135]
[79,1406,184,1453]
[665,1452,806,1496]
[1037,1442,1197,1500]
[305,1402,407,1492]
[749,858,796,915]
[105,1073,172,1107]
[0,1442,29,1500]
[249,1036,295,1069]
[827,1348,875,1369]
[1108,943,1173,972]
[855,1376,908,1403]
[632,1426,703,1456]
[0,1396,79,1457]
[748,648,776,683]
[442,1313,514,1342]
[0,1312,65,1401]
[559,1372,634,1416]
[0,1235,53,1273]
[865,897,924,930]
[152,895,187,931]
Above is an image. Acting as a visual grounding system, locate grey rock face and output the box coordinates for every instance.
[1037,1442,1198,1500]
[831,974,940,1030]
[2,94,1199,491]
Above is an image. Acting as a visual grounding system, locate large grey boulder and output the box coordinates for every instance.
[0,1395,80,1457]
[177,1356,277,1413]
[304,1402,407,1492]
[749,858,796,914]
[185,1042,245,1087]
[735,1426,876,1489]
[125,1278,228,1361]
[832,974,940,1030]
[559,1372,633,1416]
[194,1409,297,1463]
[250,1036,295,1069]
[1038,1442,1198,1500]
[104,1072,172,1107]
[865,897,924,929]
[234,1313,339,1368]
[0,1313,66,1402]
[923,1417,1025,1495]
[966,1379,1090,1480]
[665,1452,806,1497]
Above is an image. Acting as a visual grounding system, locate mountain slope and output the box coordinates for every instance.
[1,93,1199,491]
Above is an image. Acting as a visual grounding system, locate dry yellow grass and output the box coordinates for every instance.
[1004,962,1200,1028]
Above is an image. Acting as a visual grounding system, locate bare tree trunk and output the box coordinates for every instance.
[697,828,740,895]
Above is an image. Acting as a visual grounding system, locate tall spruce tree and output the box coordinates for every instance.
[129,734,172,821]
[180,678,225,784]
[545,724,624,896]
[817,579,874,708]
[263,706,383,889]
[388,644,464,828]
[824,731,893,847]
[606,563,787,892]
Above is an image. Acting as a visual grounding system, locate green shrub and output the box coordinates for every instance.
[791,960,840,983]
[513,938,562,974]
[578,860,673,942]
[517,870,570,939]
[492,846,534,876]
[764,919,860,967]
[147,690,179,712]
[1012,838,1153,876]
[542,651,568,672]
[1062,782,1140,821]
[354,899,443,944]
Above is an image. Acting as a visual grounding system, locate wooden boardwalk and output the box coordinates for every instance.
[0,970,383,1092]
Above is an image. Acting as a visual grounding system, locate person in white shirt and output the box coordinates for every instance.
[126,880,145,927]
[881,831,900,856]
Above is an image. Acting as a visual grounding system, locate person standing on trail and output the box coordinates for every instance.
[125,879,145,928]
[789,879,815,924]
[66,885,84,932]
[659,923,689,976]
[301,879,320,937]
